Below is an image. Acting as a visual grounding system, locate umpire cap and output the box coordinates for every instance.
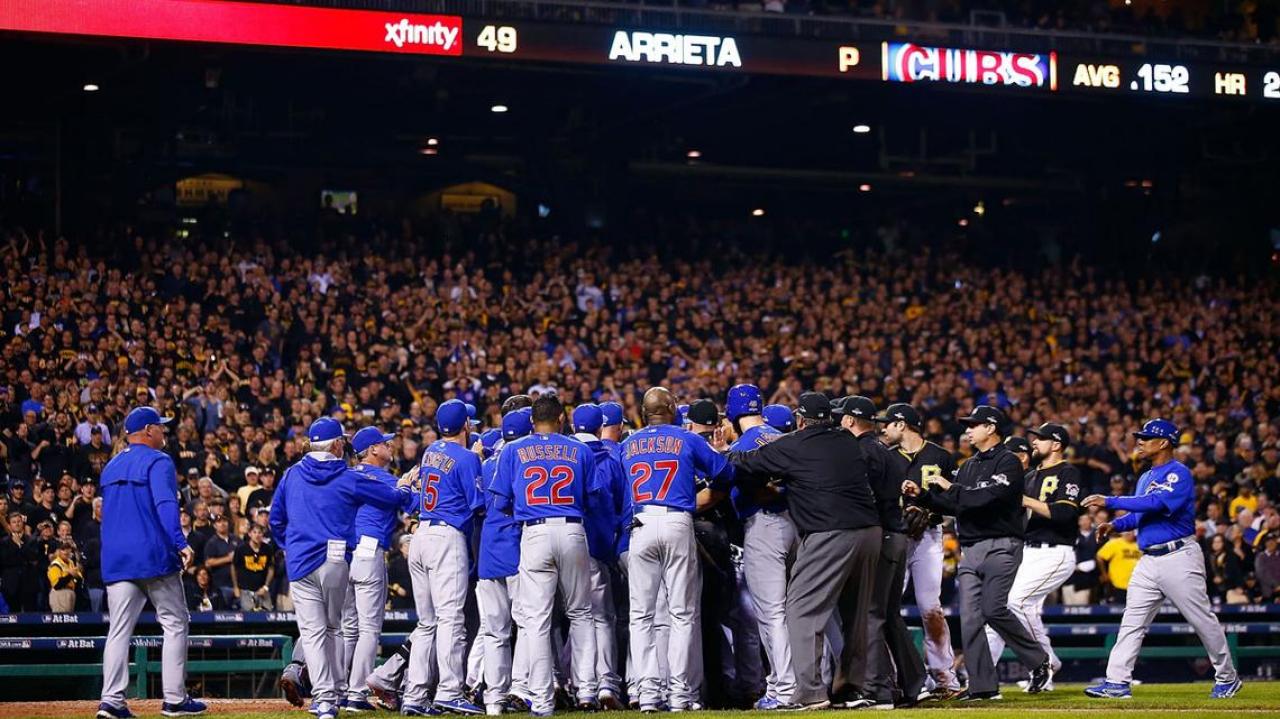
[795,392,831,421]
[833,395,876,420]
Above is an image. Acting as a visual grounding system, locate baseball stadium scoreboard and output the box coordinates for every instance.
[4,0,1280,103]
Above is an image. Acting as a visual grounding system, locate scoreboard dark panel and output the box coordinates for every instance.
[3,0,1278,102]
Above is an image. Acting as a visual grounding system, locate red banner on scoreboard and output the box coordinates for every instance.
[0,0,463,56]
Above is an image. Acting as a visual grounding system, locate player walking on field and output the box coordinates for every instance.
[1083,418,1242,700]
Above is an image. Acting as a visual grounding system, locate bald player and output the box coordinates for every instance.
[621,388,734,713]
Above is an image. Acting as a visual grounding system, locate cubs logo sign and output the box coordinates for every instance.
[882,42,1057,90]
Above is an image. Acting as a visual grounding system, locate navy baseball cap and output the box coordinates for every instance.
[1003,436,1032,455]
[874,402,922,428]
[1028,422,1071,447]
[725,384,763,421]
[572,404,604,433]
[1133,418,1179,443]
[124,406,173,434]
[796,392,831,421]
[351,426,395,454]
[308,417,347,443]
[599,401,627,427]
[502,409,533,441]
[437,400,469,435]
[465,403,481,427]
[762,404,795,432]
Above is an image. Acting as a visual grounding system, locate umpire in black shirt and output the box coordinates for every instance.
[902,405,1050,700]
[835,396,925,709]
[729,392,881,710]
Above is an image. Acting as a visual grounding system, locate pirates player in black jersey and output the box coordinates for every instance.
[873,403,962,698]
[983,423,1082,692]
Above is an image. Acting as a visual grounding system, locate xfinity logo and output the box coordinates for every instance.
[609,31,742,68]
[384,18,458,51]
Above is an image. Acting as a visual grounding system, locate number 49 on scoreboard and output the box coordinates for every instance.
[478,25,518,53]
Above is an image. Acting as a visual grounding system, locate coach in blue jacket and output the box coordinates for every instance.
[270,417,414,719]
[98,407,205,719]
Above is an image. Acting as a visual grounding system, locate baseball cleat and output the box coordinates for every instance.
[1026,660,1053,693]
[1083,681,1132,699]
[1210,679,1243,698]
[505,696,531,713]
[597,689,624,711]
[96,703,136,719]
[344,699,378,713]
[315,703,338,719]
[367,675,402,712]
[400,705,442,716]
[435,699,484,715]
[954,690,1001,702]
[753,696,780,710]
[160,697,208,717]
[280,662,308,707]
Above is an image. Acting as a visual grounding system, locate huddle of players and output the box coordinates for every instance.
[276,383,1091,717]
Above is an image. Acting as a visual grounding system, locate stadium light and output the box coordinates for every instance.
[973,201,985,216]
[958,218,969,227]
[83,83,100,92]
[852,124,871,134]
[859,184,871,192]
[491,104,509,113]
[751,208,765,217]
[420,148,437,155]
[686,150,702,159]
[426,137,439,146]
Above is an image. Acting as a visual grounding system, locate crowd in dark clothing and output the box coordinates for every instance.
[0,219,1277,612]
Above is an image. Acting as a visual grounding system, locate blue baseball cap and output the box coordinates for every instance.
[351,426,395,454]
[480,428,502,452]
[725,384,763,421]
[308,417,347,443]
[572,404,604,433]
[676,403,690,426]
[437,399,469,435]
[502,409,533,441]
[1133,418,1179,444]
[465,403,481,426]
[762,404,795,432]
[123,406,174,434]
[599,401,627,427]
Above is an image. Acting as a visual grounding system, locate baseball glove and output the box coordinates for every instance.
[903,505,933,540]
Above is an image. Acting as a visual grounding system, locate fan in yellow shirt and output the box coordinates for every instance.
[1097,531,1142,603]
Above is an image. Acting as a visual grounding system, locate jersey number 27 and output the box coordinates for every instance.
[631,460,680,502]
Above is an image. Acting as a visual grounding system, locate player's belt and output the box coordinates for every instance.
[422,519,455,529]
[637,504,691,514]
[1025,541,1072,548]
[1144,536,1194,557]
[522,516,583,527]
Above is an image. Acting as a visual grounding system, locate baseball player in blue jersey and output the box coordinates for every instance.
[403,400,487,716]
[97,407,205,719]
[761,405,795,434]
[621,387,734,713]
[571,404,626,709]
[491,395,599,715]
[270,417,416,719]
[1082,419,1242,700]
[342,426,412,711]
[477,409,535,715]
[724,385,795,710]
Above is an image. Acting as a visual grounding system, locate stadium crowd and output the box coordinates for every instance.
[0,221,1278,614]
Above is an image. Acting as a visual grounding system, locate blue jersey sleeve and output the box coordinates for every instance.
[269,472,289,546]
[692,434,734,490]
[353,470,413,510]
[148,455,188,552]
[1107,465,1191,516]
[490,446,515,512]
[461,453,484,513]
[1112,511,1140,532]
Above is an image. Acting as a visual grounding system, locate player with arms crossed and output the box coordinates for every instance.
[984,424,1082,691]
[1082,419,1241,700]
[491,395,600,715]
[622,387,734,713]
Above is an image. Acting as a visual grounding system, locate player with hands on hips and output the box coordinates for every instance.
[1082,419,1241,700]
[490,395,600,716]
